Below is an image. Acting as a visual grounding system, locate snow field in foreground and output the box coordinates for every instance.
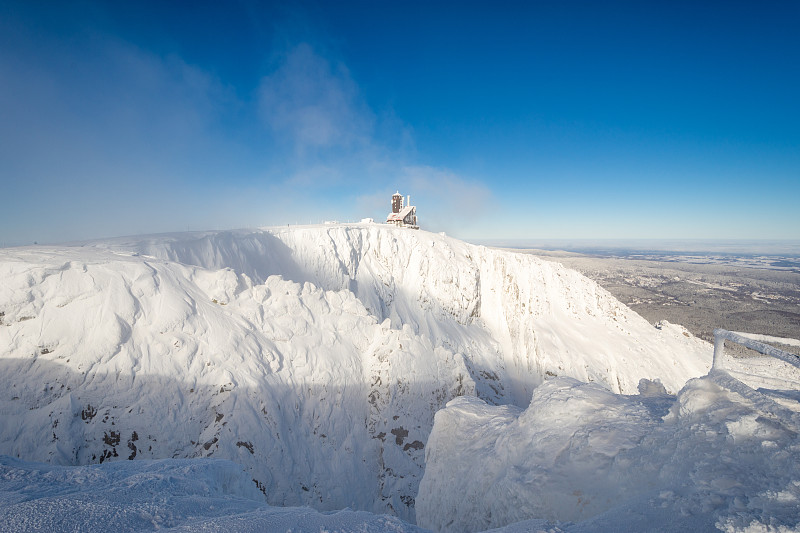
[3,371,798,532]
[0,456,425,532]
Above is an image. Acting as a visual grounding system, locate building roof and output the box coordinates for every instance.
[387,205,414,222]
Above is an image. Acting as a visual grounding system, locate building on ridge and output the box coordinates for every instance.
[386,191,418,229]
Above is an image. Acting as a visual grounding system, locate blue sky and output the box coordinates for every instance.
[1,1,798,246]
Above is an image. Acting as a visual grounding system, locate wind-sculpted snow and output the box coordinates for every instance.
[1,224,710,524]
[96,224,711,402]
[417,376,800,532]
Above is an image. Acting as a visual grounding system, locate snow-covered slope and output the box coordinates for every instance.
[0,223,710,523]
[417,375,800,532]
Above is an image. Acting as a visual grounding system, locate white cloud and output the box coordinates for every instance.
[0,19,496,244]
[396,166,496,235]
[255,44,496,236]
[258,44,374,154]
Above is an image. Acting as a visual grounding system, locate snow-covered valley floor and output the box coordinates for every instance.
[1,224,797,532]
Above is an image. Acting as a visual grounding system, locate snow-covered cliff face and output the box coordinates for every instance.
[99,224,710,401]
[0,243,471,522]
[0,224,710,523]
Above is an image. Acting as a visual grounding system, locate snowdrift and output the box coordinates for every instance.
[417,376,800,532]
[0,223,710,523]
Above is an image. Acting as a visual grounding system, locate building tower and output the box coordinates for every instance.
[392,191,403,214]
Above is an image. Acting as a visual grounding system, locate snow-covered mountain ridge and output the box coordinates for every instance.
[94,224,711,399]
[0,223,710,523]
